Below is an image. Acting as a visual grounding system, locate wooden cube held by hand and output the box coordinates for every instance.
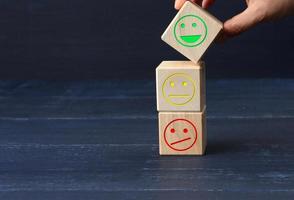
[162,1,223,63]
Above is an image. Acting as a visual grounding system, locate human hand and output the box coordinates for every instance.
[175,0,294,38]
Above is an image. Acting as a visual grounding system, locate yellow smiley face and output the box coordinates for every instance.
[162,73,196,106]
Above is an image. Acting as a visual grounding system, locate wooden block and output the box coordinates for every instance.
[156,61,205,112]
[158,109,206,155]
[161,1,223,63]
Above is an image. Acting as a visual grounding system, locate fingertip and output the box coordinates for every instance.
[174,0,186,10]
[223,6,266,37]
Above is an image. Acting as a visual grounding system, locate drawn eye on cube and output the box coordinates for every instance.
[156,61,206,112]
[161,1,223,63]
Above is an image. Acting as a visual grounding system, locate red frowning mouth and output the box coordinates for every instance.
[170,137,191,146]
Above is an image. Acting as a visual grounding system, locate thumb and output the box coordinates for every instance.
[224,5,265,37]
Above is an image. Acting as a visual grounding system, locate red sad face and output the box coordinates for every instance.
[164,119,197,151]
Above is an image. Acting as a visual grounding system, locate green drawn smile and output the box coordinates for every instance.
[180,35,201,43]
[173,15,208,47]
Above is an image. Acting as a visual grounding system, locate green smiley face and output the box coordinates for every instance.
[174,15,208,47]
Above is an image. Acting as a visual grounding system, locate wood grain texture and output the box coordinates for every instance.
[156,61,205,111]
[0,80,294,199]
[161,1,223,63]
[159,110,206,155]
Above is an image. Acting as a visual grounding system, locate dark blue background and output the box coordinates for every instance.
[1,1,294,198]
[0,0,293,79]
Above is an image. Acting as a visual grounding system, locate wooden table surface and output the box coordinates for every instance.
[0,79,293,200]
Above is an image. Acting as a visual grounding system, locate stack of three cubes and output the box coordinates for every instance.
[155,2,222,155]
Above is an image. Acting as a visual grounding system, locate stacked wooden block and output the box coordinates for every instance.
[156,2,223,155]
